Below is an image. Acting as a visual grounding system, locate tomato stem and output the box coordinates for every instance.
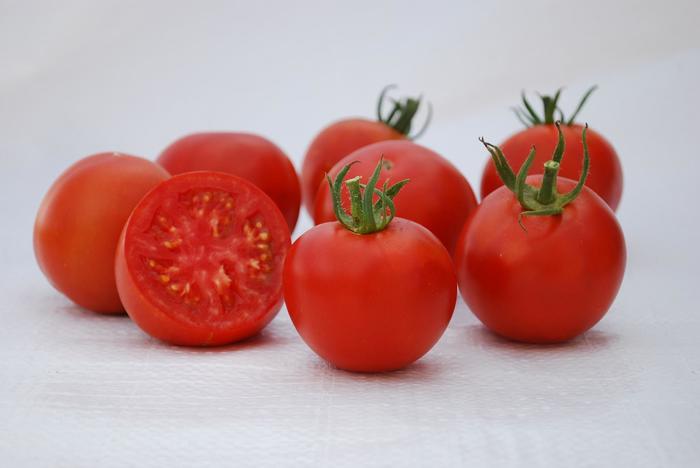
[481,122,591,224]
[326,156,409,234]
[377,85,432,139]
[513,86,597,127]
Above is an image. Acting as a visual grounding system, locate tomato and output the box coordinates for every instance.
[457,125,626,343]
[157,132,301,231]
[313,140,477,255]
[301,86,430,214]
[115,171,291,346]
[285,159,456,372]
[481,88,623,210]
[34,153,169,313]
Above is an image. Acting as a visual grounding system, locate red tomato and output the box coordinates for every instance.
[301,86,430,214]
[157,132,301,231]
[285,218,455,372]
[115,171,291,346]
[301,119,403,213]
[481,124,623,210]
[313,140,477,255]
[34,153,169,313]
[458,125,625,343]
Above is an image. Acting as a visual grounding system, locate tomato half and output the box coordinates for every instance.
[157,132,301,231]
[115,171,291,346]
[284,218,456,372]
[34,153,169,313]
[457,176,626,343]
[313,140,478,255]
[301,118,403,213]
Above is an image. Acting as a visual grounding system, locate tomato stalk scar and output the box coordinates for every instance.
[480,122,591,226]
[326,157,409,234]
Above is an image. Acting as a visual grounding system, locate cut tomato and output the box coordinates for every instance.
[115,171,291,346]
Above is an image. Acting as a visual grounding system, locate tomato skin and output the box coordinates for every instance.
[480,124,623,210]
[157,132,301,231]
[456,176,626,343]
[115,171,290,346]
[313,140,477,256]
[284,218,456,372]
[301,119,404,213]
[33,153,170,313]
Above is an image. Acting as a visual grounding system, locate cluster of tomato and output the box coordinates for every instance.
[34,86,625,372]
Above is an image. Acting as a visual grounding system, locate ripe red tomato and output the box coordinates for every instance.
[481,124,622,210]
[34,153,169,313]
[458,126,626,343]
[157,132,301,231]
[115,171,290,346]
[481,88,623,210]
[285,160,456,372]
[313,140,477,255]
[301,86,430,214]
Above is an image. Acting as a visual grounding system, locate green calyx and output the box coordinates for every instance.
[480,122,590,225]
[376,84,432,139]
[513,85,597,127]
[326,156,409,234]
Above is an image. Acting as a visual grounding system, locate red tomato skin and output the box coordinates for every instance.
[301,119,403,214]
[115,171,290,346]
[284,218,456,372]
[456,176,626,343]
[34,153,170,313]
[157,132,301,231]
[480,124,623,211]
[313,140,478,256]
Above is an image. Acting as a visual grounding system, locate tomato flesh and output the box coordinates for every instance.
[116,171,290,346]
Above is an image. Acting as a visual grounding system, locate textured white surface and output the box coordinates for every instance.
[2,2,700,466]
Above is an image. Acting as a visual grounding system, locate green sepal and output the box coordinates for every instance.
[481,122,591,228]
[326,156,409,234]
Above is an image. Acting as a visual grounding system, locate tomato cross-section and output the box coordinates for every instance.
[115,171,291,346]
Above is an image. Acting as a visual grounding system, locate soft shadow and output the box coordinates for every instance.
[156,329,291,354]
[466,323,619,356]
[306,354,445,383]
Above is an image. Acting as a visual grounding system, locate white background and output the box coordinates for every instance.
[1,1,699,466]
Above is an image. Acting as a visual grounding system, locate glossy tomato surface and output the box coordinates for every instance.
[301,118,403,214]
[480,124,623,210]
[284,218,456,372]
[456,176,626,343]
[115,171,291,346]
[314,140,477,255]
[157,132,301,231]
[34,153,169,313]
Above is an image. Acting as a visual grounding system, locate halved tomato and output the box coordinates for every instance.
[115,171,291,346]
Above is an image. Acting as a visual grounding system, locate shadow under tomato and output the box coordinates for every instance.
[466,323,618,355]
[307,355,446,382]
[154,329,290,354]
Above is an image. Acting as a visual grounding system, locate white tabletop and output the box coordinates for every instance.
[1,2,699,466]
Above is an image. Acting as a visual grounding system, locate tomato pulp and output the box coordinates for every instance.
[481,124,623,211]
[157,132,301,231]
[34,153,169,313]
[457,176,626,343]
[313,140,477,255]
[284,218,456,372]
[115,171,291,346]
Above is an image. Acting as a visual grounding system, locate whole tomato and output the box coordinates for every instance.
[285,159,456,372]
[313,140,477,255]
[157,132,300,231]
[481,87,623,210]
[301,85,431,214]
[457,124,626,343]
[34,153,170,313]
